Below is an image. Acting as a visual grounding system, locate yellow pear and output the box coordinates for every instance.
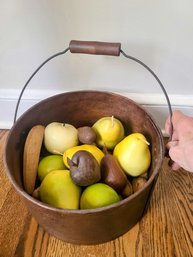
[39,170,81,209]
[63,144,104,168]
[92,116,125,149]
[113,133,151,177]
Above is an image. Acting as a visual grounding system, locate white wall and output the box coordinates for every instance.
[1,0,193,128]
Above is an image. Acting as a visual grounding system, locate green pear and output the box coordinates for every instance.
[113,133,151,177]
[38,155,66,181]
[39,170,81,209]
[92,116,125,149]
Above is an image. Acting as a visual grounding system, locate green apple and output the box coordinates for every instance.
[39,170,81,209]
[92,116,125,149]
[44,122,78,154]
[37,155,66,181]
[113,133,151,177]
[80,183,120,209]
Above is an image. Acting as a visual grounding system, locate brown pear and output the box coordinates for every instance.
[67,150,101,187]
[101,149,127,192]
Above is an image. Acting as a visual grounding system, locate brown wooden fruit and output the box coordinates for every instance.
[101,150,127,192]
[67,150,101,186]
[121,181,133,198]
[132,177,147,193]
[32,187,40,200]
[77,126,97,144]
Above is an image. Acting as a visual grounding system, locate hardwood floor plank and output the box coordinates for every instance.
[137,160,175,257]
[0,187,29,257]
[166,169,193,257]
[0,130,12,209]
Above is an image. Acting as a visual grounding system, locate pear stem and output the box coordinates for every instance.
[67,157,76,167]
[111,115,114,127]
[140,138,150,145]
[102,145,109,155]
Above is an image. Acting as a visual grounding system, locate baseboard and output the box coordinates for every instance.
[1,89,193,132]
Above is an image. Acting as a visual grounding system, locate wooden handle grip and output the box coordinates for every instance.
[69,40,121,56]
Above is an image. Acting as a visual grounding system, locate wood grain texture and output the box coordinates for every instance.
[0,130,192,257]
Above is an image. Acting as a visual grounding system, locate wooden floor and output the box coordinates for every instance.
[0,130,192,257]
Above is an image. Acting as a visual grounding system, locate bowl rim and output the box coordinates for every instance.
[4,90,165,214]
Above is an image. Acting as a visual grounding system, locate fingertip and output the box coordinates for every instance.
[171,162,181,171]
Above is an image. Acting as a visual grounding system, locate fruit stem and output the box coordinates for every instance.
[111,115,114,127]
[53,150,63,156]
[102,145,109,155]
[140,138,150,145]
[67,157,77,167]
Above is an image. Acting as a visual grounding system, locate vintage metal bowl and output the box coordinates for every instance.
[4,90,164,244]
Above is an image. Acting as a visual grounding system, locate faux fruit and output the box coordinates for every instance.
[77,126,96,144]
[39,170,81,209]
[92,116,125,149]
[67,150,101,186]
[44,122,78,154]
[114,133,151,177]
[101,148,127,192]
[80,183,120,209]
[121,181,133,198]
[63,144,104,168]
[24,116,152,210]
[32,187,40,199]
[38,155,66,181]
[23,125,45,194]
[132,177,147,193]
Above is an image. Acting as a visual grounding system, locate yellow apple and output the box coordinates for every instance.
[44,122,78,154]
[113,133,151,177]
[92,116,125,149]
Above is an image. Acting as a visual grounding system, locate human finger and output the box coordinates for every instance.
[169,145,186,170]
[171,161,181,171]
[165,110,184,135]
[166,140,178,149]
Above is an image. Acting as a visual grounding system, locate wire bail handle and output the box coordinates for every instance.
[14,40,173,142]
